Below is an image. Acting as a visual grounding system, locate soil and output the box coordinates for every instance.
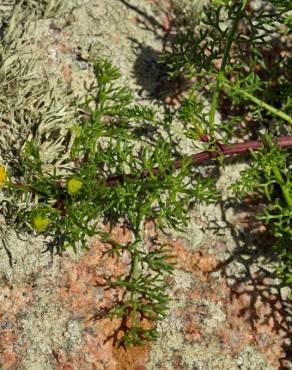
[0,1,291,369]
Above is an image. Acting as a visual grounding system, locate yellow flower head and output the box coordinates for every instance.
[0,165,7,187]
[32,213,49,232]
[67,176,83,196]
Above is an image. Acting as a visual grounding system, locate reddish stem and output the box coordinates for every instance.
[106,135,292,186]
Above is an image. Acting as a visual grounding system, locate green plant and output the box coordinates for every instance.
[162,0,292,289]
[0,0,292,347]
[0,58,218,346]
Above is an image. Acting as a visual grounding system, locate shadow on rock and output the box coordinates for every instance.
[119,0,195,102]
[208,197,292,369]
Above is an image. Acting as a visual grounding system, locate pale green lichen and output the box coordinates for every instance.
[0,0,75,250]
[15,0,63,18]
[0,1,75,177]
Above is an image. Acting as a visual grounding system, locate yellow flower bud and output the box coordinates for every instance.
[0,165,7,187]
[32,213,49,232]
[67,176,83,195]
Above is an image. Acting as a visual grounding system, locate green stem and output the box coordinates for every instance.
[131,254,139,329]
[6,182,47,196]
[130,217,145,330]
[232,89,292,124]
[209,3,244,137]
[271,165,292,207]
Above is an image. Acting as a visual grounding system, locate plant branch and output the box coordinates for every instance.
[208,3,244,136]
[271,165,292,207]
[130,218,144,332]
[6,182,48,196]
[224,83,292,124]
[106,135,292,186]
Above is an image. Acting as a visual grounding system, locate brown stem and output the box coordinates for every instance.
[106,135,292,186]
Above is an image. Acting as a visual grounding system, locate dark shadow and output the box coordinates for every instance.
[119,0,194,101]
[43,233,66,257]
[207,197,292,369]
[1,237,14,268]
[130,37,192,101]
[0,199,32,268]
[128,39,164,98]
[119,0,166,35]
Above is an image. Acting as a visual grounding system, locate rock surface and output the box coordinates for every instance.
[0,1,291,369]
